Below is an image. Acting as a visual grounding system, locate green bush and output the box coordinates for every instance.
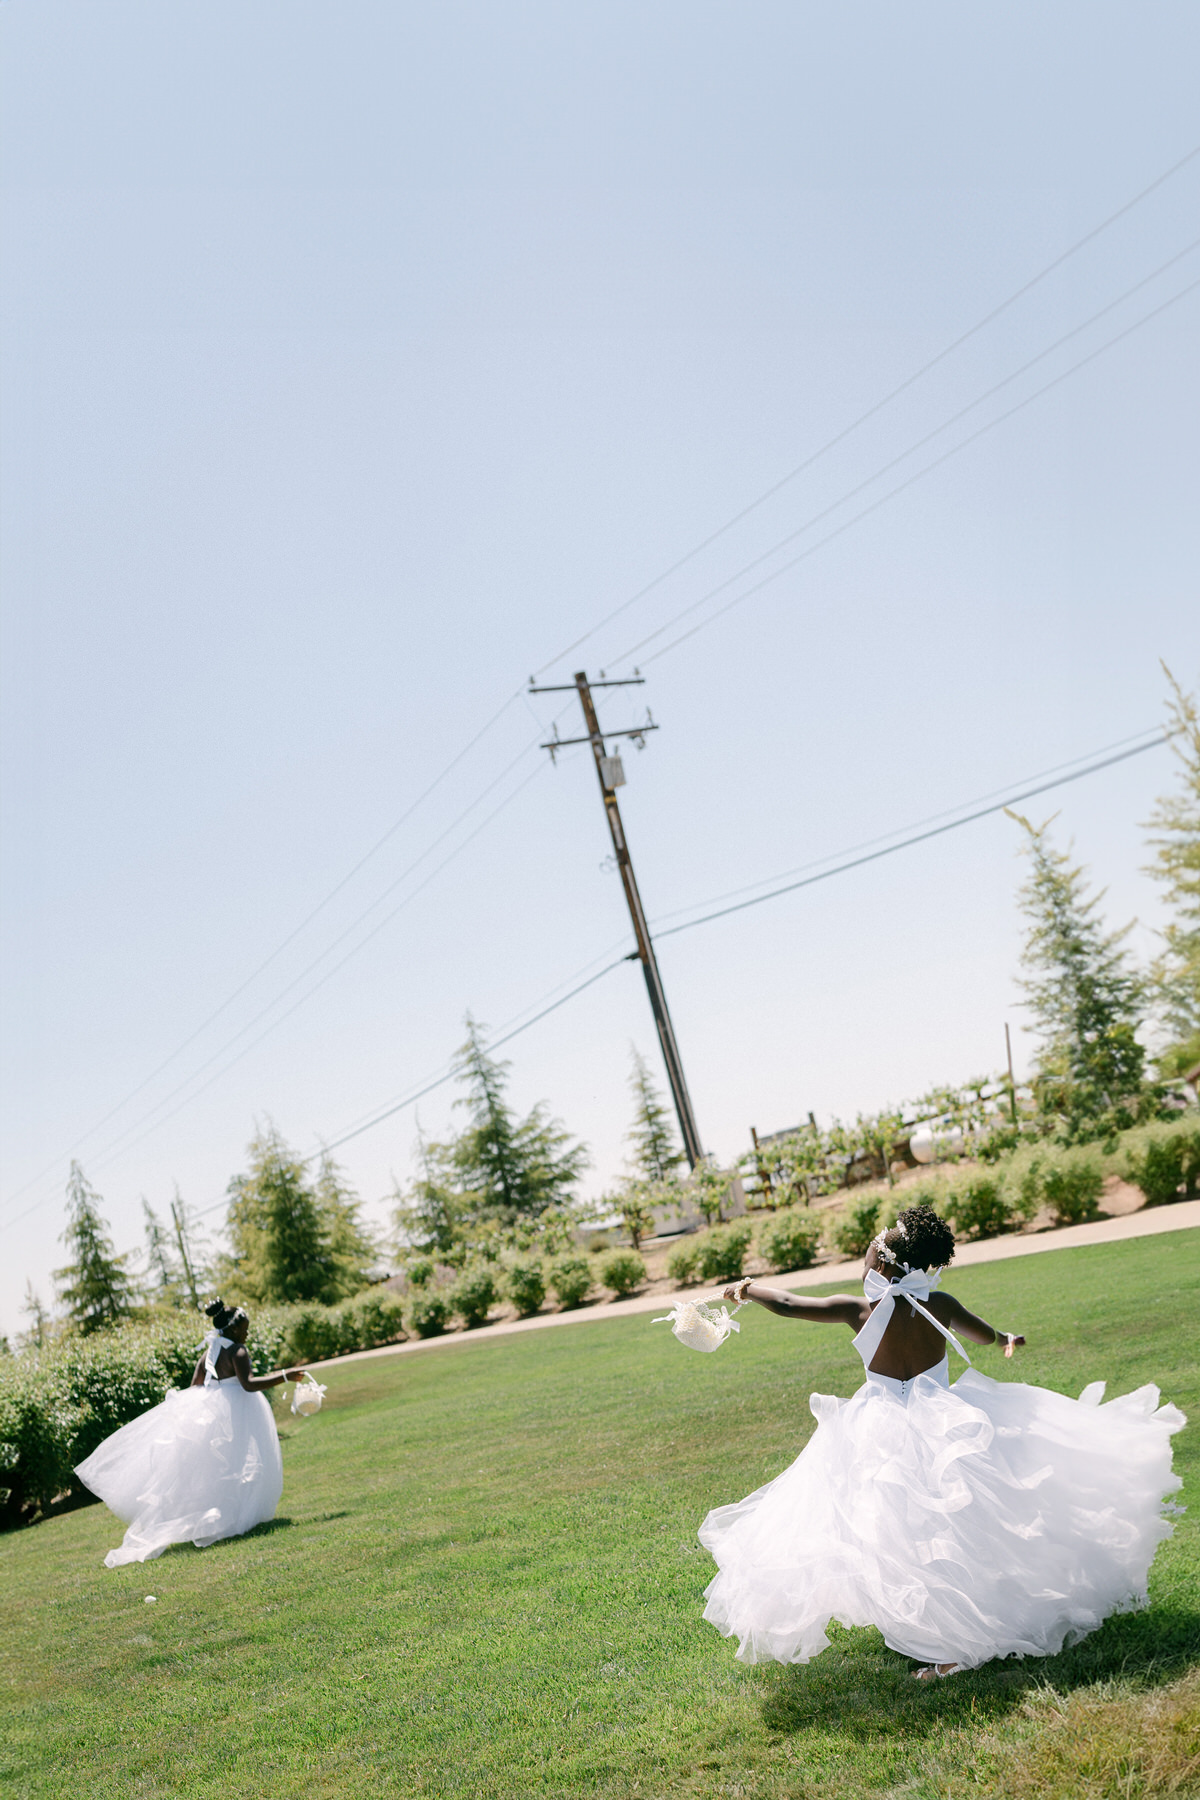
[696,1222,753,1282]
[405,1257,435,1289]
[342,1290,406,1350]
[1040,1149,1105,1226]
[504,1260,546,1318]
[832,1196,880,1258]
[1122,1117,1200,1206]
[599,1252,646,1297]
[758,1208,821,1272]
[946,1172,1016,1241]
[548,1258,593,1310]
[665,1240,701,1285]
[0,1315,207,1528]
[406,1290,454,1338]
[451,1265,498,1330]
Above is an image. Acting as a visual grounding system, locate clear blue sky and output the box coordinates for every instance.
[1,2,1197,1336]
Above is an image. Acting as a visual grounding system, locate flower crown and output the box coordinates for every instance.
[872,1227,916,1275]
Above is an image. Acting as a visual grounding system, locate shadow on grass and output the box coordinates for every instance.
[760,1603,1200,1742]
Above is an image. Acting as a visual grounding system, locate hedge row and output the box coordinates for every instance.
[0,1291,409,1530]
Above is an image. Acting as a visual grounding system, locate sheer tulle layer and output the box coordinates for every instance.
[699,1368,1184,1669]
[75,1382,283,1567]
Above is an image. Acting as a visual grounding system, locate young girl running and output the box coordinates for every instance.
[700,1203,1184,1679]
[75,1299,305,1568]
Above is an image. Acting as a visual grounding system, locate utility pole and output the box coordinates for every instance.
[529,670,704,1169]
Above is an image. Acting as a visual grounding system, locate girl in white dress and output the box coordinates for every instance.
[700,1203,1185,1680]
[75,1300,305,1568]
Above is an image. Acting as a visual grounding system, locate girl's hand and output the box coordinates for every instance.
[724,1279,753,1307]
[284,1367,307,1380]
[1003,1334,1025,1359]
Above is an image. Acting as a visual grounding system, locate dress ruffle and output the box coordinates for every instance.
[75,1380,283,1567]
[699,1366,1184,1669]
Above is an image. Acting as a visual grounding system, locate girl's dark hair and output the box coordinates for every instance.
[880,1203,955,1275]
[204,1297,248,1334]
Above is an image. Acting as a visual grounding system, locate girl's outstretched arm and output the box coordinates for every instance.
[724,1279,865,1329]
[231,1345,307,1393]
[938,1292,1025,1352]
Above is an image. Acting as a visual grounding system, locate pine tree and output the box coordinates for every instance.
[55,1163,137,1334]
[169,1187,205,1311]
[222,1129,339,1305]
[315,1154,379,1295]
[20,1280,52,1348]
[141,1199,181,1303]
[447,1017,588,1223]
[1008,811,1147,1135]
[1143,666,1200,1073]
[625,1046,685,1183]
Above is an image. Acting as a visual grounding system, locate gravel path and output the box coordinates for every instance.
[306,1198,1200,1374]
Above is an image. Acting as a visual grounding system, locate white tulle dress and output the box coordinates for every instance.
[74,1332,284,1568]
[700,1269,1185,1670]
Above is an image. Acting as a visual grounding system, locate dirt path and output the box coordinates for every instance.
[307,1199,1200,1374]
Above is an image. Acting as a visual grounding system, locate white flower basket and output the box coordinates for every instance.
[290,1372,327,1416]
[652,1299,742,1354]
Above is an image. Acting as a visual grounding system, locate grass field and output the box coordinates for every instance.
[2,1232,1198,1799]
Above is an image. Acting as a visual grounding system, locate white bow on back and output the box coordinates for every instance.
[852,1266,971,1371]
[198,1329,234,1385]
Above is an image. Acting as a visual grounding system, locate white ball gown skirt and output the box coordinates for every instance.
[74,1378,284,1567]
[699,1359,1185,1670]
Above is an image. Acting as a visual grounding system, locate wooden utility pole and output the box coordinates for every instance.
[1004,1022,1019,1125]
[529,670,704,1169]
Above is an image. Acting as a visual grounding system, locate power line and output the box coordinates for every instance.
[645,725,1168,925]
[606,243,1200,668]
[0,686,528,1212]
[633,277,1200,668]
[532,142,1200,679]
[652,734,1169,941]
[0,757,553,1230]
[163,719,1174,1225]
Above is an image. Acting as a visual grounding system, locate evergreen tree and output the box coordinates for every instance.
[625,1046,685,1183]
[55,1163,137,1334]
[169,1186,205,1311]
[20,1280,52,1349]
[392,1122,466,1258]
[315,1153,380,1293]
[222,1129,339,1305]
[1143,666,1200,1072]
[1008,811,1147,1135]
[447,1018,588,1223]
[141,1199,182,1304]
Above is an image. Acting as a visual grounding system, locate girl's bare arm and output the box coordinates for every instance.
[232,1345,306,1392]
[724,1280,865,1328]
[190,1354,207,1388]
[939,1293,1025,1350]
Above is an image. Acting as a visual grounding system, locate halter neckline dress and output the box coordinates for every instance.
[698,1268,1184,1670]
[74,1331,284,1567]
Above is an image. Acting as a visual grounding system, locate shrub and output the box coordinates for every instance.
[405,1257,435,1289]
[697,1222,753,1282]
[548,1258,593,1310]
[1040,1149,1105,1226]
[600,1252,646,1297]
[505,1260,546,1318]
[758,1208,821,1272]
[665,1240,701,1285]
[946,1173,1016,1241]
[1122,1117,1200,1206]
[406,1289,454,1339]
[343,1289,407,1350]
[833,1196,881,1258]
[0,1315,206,1528]
[450,1265,498,1330]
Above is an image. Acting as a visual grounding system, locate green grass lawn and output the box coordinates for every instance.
[2,1233,1198,1799]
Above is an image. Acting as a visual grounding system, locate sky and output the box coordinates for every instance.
[1,2,1197,1338]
